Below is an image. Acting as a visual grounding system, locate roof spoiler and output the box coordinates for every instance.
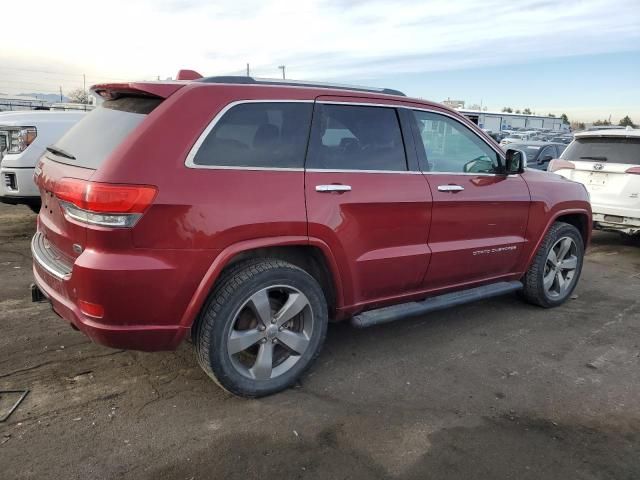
[176,69,203,80]
[91,82,185,100]
[91,69,203,100]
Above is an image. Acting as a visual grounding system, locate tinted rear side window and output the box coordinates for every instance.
[306,104,407,171]
[193,102,313,168]
[50,96,162,169]
[562,137,640,165]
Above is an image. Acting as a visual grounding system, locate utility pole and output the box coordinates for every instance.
[83,74,86,98]
[59,86,63,102]
[246,63,250,77]
[278,65,286,79]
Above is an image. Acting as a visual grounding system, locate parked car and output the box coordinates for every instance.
[550,127,639,236]
[0,110,86,211]
[501,141,566,170]
[483,130,505,143]
[500,135,526,147]
[30,75,591,397]
[550,135,573,145]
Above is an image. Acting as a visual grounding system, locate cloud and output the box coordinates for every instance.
[0,0,638,95]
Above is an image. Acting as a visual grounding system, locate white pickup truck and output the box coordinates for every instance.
[0,110,86,211]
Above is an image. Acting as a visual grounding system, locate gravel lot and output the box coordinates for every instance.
[1,202,639,480]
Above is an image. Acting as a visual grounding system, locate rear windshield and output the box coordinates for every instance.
[561,137,640,165]
[48,96,161,169]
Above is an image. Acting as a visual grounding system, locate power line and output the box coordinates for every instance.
[0,66,131,82]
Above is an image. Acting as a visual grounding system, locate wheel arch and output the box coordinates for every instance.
[179,236,344,332]
[523,208,591,271]
[554,212,590,247]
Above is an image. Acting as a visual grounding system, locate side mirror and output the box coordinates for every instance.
[505,149,526,174]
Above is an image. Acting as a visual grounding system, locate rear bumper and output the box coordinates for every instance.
[30,230,212,351]
[592,206,640,235]
[32,265,188,351]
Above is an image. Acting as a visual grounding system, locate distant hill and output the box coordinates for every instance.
[18,93,70,103]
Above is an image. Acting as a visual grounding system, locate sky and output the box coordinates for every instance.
[0,0,639,122]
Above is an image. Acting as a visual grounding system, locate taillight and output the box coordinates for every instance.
[54,178,157,228]
[548,159,576,172]
[625,166,640,175]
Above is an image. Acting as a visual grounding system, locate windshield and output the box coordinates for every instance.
[561,137,640,165]
[49,96,161,169]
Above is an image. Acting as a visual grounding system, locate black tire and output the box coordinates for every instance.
[194,258,328,397]
[521,221,584,308]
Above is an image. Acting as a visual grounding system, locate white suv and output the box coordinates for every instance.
[0,110,86,211]
[550,127,640,236]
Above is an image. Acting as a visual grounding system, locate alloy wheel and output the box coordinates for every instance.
[543,236,578,299]
[226,285,314,380]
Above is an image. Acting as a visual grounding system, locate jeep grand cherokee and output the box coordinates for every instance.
[31,74,591,397]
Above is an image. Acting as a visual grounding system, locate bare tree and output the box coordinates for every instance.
[67,88,90,104]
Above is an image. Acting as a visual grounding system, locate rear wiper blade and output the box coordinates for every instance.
[580,156,607,161]
[46,146,76,160]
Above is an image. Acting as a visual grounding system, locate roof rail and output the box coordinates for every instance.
[195,76,406,97]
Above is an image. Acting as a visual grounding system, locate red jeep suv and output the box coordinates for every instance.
[31,75,591,397]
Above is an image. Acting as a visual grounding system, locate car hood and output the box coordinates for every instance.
[0,111,86,127]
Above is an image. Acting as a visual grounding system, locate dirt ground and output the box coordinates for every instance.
[1,202,639,480]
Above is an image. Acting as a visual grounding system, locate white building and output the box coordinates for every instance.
[458,109,569,132]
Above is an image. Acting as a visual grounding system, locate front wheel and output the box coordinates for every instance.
[521,222,584,308]
[194,259,328,397]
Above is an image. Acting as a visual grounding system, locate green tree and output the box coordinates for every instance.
[578,122,585,130]
[502,107,513,113]
[523,108,532,115]
[619,116,636,128]
[548,113,556,117]
[515,109,521,114]
[560,113,569,124]
[593,119,611,126]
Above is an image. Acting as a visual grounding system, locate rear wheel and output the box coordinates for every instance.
[195,259,328,397]
[521,222,584,308]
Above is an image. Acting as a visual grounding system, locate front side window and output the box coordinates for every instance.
[193,102,313,168]
[413,111,500,174]
[306,104,407,171]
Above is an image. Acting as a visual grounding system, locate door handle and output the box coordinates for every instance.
[437,184,464,192]
[315,184,352,193]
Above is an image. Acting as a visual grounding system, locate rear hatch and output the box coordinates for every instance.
[35,90,169,264]
[560,135,640,210]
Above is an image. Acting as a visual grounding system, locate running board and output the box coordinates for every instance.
[351,281,523,328]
